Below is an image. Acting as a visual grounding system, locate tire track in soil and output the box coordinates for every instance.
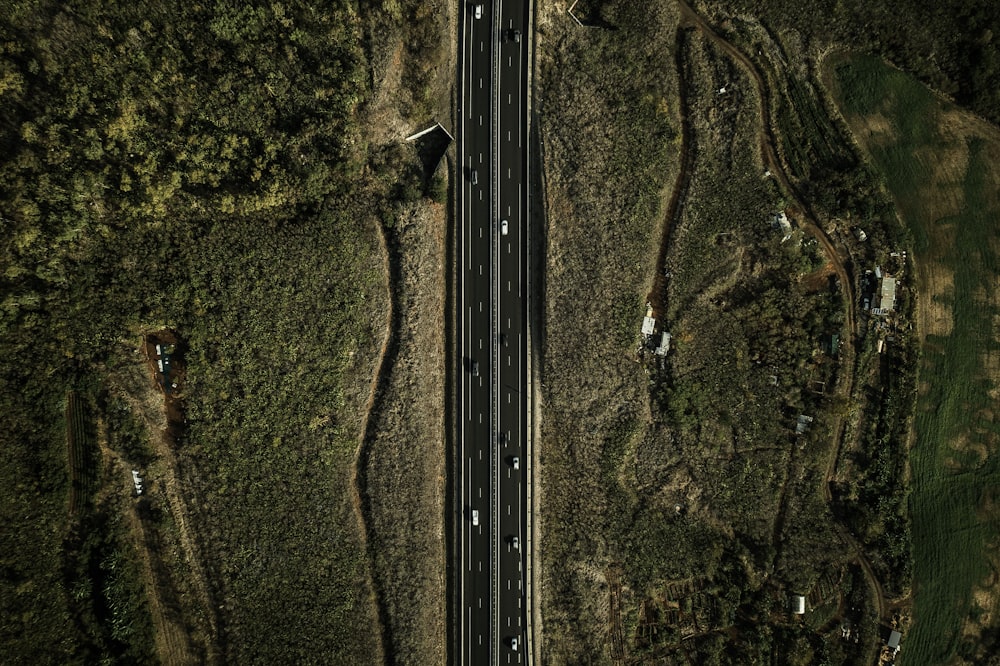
[676,0,886,623]
[95,417,199,665]
[607,569,626,665]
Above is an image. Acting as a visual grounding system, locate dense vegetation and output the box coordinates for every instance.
[0,0,439,662]
[736,18,921,601]
[705,0,1000,128]
[538,0,933,662]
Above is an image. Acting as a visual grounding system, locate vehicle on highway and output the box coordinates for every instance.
[472,509,479,526]
[509,636,519,651]
[473,3,482,19]
[470,168,478,185]
[470,359,480,376]
[501,219,508,235]
[512,456,519,470]
[506,28,521,43]
[509,535,519,550]
[500,333,508,347]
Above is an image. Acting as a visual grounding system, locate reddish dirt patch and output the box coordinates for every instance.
[801,260,837,293]
[143,331,185,441]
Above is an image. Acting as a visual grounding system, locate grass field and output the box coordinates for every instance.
[832,54,1000,664]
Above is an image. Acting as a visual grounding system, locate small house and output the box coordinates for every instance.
[872,277,897,316]
[791,595,806,615]
[795,415,814,435]
[772,211,792,234]
[655,332,672,356]
[641,303,656,337]
[887,630,901,653]
[825,334,839,356]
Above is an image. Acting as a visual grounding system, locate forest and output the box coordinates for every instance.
[0,0,440,662]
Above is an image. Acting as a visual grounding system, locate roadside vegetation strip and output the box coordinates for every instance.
[831,53,1000,665]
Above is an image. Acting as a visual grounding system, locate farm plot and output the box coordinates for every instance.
[831,54,1000,665]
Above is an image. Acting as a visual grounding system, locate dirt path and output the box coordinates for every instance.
[646,27,694,322]
[676,0,887,623]
[350,211,393,666]
[95,417,199,666]
[145,350,222,652]
[148,430,221,657]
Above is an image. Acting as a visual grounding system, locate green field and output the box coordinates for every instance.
[833,54,1000,664]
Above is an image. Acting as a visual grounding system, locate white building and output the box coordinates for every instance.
[641,303,656,337]
[773,211,792,234]
[655,332,672,356]
[873,275,898,316]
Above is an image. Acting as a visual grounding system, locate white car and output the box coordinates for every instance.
[474,3,482,19]
[472,510,479,526]
[510,636,519,651]
[512,456,519,470]
[510,536,519,550]
[501,219,508,235]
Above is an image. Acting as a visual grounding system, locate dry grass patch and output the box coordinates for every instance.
[362,198,449,665]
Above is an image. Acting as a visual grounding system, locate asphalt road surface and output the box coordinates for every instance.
[495,0,529,662]
[456,0,530,664]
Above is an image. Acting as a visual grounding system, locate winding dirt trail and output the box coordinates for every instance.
[350,212,393,666]
[676,0,886,623]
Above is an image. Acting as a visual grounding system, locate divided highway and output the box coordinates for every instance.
[456,0,531,664]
